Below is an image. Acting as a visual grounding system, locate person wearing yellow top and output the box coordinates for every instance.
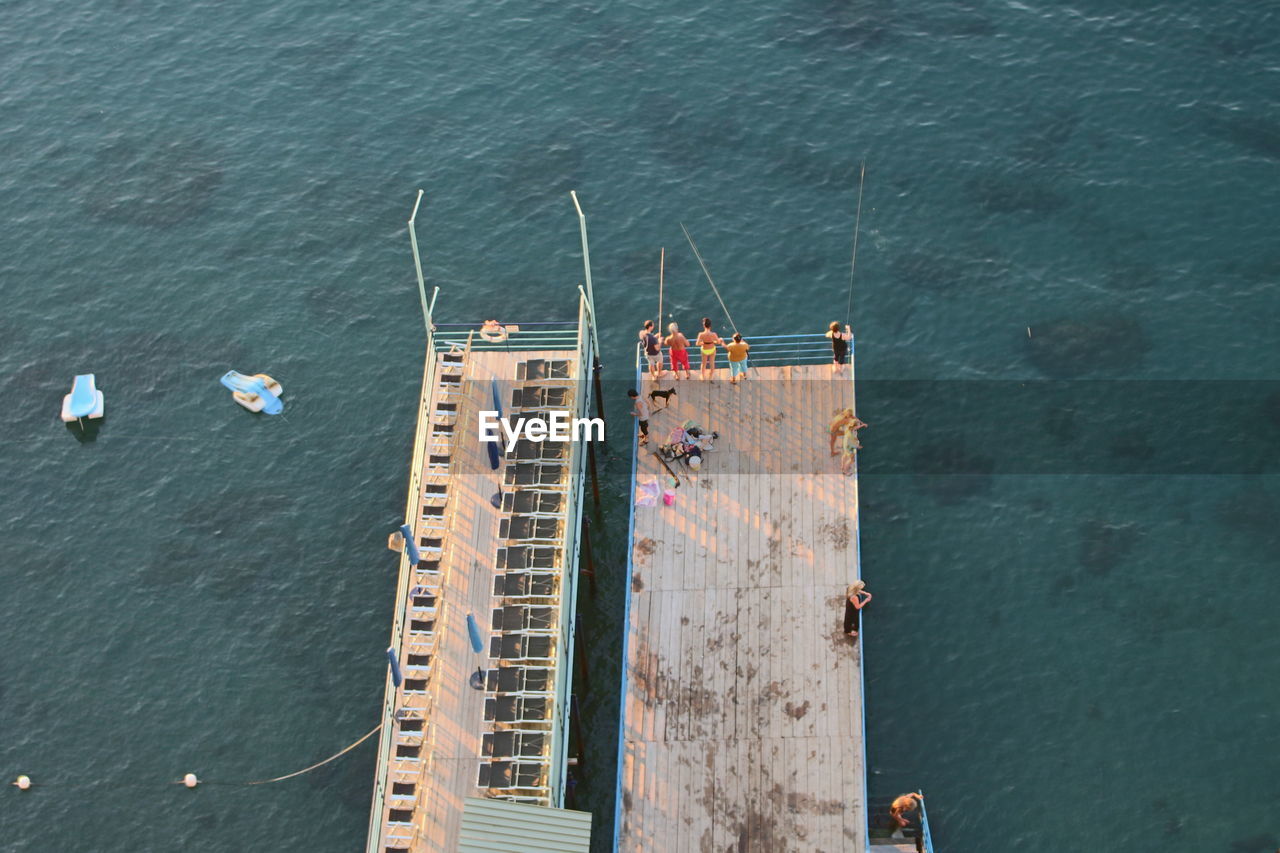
[725,334,750,385]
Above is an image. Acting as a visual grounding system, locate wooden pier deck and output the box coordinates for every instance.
[373,346,581,853]
[619,364,866,853]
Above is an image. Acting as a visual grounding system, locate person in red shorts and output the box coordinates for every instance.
[664,322,692,380]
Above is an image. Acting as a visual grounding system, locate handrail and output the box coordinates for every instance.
[548,291,592,807]
[366,319,440,853]
[610,339,644,853]
[431,320,579,329]
[916,790,935,853]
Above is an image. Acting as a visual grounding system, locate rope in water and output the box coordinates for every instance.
[243,722,383,785]
[680,222,738,335]
[845,162,867,327]
[10,722,383,791]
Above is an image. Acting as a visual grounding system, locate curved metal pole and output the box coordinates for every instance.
[569,191,602,360]
[408,189,433,336]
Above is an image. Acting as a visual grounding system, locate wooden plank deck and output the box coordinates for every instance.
[620,364,865,853]
[376,347,576,853]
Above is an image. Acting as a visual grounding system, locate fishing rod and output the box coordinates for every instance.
[657,247,665,329]
[680,223,738,336]
[845,162,866,327]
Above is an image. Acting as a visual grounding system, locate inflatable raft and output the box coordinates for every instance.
[219,371,284,414]
[60,374,105,423]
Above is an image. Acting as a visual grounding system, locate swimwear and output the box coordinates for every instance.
[700,346,716,357]
[832,334,848,364]
[730,360,747,378]
[670,348,690,370]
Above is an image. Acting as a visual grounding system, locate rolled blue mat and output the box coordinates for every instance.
[386,647,403,687]
[465,613,484,653]
[399,523,420,565]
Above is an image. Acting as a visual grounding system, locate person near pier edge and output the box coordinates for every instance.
[665,323,691,380]
[890,792,923,836]
[639,320,663,380]
[628,389,650,446]
[695,317,723,380]
[826,321,852,376]
[843,580,872,638]
[725,334,750,385]
[828,408,866,456]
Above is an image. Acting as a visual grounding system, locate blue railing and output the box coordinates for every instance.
[918,791,935,853]
[610,344,644,853]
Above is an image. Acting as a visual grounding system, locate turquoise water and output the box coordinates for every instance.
[2,1,1278,851]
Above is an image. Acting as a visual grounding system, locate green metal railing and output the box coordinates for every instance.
[547,292,594,807]
[431,321,582,353]
[365,321,440,853]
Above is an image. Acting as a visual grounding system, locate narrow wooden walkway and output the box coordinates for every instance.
[619,364,865,853]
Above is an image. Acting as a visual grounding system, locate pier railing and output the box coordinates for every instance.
[918,791,935,853]
[734,331,834,365]
[366,320,441,853]
[431,320,581,353]
[545,292,594,807]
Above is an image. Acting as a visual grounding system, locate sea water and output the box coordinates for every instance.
[1,1,1277,851]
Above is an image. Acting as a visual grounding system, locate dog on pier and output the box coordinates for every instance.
[648,387,677,410]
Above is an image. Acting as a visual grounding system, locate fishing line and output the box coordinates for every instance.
[680,223,738,335]
[657,247,665,328]
[845,162,866,328]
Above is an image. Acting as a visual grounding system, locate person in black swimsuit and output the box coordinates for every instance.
[826,322,852,375]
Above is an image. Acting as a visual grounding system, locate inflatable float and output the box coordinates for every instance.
[219,371,284,414]
[60,374,105,423]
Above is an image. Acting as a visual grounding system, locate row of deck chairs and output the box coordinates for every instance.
[382,348,470,850]
[474,357,578,804]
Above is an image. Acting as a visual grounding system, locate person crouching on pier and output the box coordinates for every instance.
[890,792,923,838]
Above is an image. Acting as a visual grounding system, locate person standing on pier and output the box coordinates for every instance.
[695,317,723,380]
[828,408,867,457]
[840,422,862,476]
[628,389,650,446]
[640,321,664,380]
[664,323,692,381]
[725,334,750,385]
[826,321,852,376]
[843,580,872,638]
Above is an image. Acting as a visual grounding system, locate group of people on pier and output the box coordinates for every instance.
[637,317,856,384]
[639,317,751,384]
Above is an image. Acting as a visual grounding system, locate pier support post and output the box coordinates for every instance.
[581,518,597,598]
[570,693,587,770]
[574,617,591,691]
[592,358,606,438]
[586,440,601,515]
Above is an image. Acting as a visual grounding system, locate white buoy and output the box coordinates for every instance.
[183,773,199,789]
[15,775,31,790]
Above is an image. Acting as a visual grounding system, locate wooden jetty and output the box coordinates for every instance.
[366,192,601,853]
[615,338,871,853]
